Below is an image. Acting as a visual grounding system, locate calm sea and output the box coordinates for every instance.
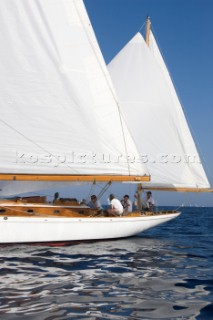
[0,207,212,320]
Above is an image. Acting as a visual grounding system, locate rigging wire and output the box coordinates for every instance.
[97,182,112,200]
[138,20,146,33]
[86,181,96,202]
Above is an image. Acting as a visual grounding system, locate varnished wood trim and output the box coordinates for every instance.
[0,174,150,182]
[141,187,213,193]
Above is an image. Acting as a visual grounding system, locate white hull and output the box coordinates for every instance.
[0,212,180,243]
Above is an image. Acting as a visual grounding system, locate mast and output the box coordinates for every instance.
[136,183,143,211]
[145,16,151,46]
[134,16,151,207]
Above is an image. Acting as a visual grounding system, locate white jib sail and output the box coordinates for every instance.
[0,0,148,180]
[108,32,210,189]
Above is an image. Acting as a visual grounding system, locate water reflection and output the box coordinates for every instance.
[0,208,213,319]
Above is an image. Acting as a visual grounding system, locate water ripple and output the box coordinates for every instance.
[0,208,213,319]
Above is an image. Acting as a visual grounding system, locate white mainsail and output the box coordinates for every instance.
[108,32,210,189]
[0,0,149,189]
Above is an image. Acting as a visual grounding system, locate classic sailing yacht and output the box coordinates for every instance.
[0,2,185,244]
[108,17,211,194]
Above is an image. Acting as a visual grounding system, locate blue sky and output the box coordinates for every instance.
[82,0,213,206]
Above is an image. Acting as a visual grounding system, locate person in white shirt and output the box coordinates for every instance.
[107,194,123,216]
[122,194,132,215]
[145,191,155,211]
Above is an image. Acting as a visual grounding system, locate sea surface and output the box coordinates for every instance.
[0,207,212,320]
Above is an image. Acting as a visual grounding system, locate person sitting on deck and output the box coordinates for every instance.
[53,192,59,203]
[90,195,103,211]
[122,194,132,215]
[107,194,123,216]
